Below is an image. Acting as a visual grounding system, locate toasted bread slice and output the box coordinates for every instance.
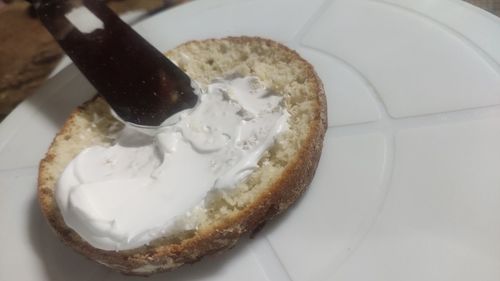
[38,36,327,275]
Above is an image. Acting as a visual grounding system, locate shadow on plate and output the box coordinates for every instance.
[28,197,249,281]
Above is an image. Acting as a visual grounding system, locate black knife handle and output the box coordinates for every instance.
[29,0,198,126]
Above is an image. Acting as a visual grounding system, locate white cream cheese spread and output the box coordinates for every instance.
[55,76,289,251]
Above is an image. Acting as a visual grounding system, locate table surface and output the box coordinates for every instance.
[466,0,500,15]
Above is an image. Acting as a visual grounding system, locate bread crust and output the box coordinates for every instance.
[37,36,327,275]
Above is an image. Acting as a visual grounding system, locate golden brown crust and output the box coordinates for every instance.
[37,36,327,275]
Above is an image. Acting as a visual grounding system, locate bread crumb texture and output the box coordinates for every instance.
[38,36,327,275]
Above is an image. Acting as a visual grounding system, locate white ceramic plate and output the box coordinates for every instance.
[2,0,500,280]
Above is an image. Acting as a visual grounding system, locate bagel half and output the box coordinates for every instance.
[38,36,327,275]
